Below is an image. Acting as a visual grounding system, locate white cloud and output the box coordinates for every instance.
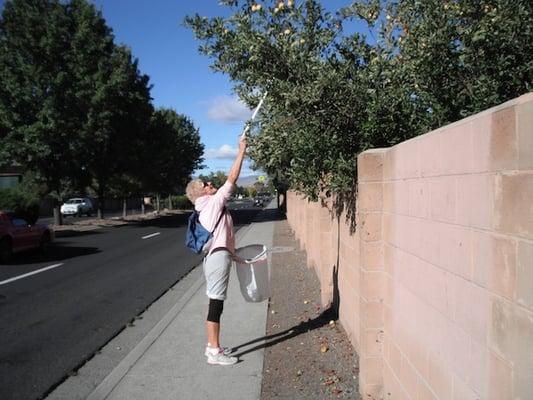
[207,95,252,123]
[204,144,238,160]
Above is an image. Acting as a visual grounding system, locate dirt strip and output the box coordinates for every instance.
[261,218,360,400]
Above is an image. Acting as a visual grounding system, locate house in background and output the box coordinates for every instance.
[0,166,23,189]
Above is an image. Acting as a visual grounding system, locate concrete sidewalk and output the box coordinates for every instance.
[85,204,275,400]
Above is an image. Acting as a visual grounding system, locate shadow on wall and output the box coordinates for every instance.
[329,181,358,234]
[331,216,341,319]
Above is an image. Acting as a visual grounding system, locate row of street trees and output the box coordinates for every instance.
[0,0,204,224]
[187,0,532,225]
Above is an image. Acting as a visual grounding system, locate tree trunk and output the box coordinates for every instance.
[156,194,160,213]
[141,201,145,215]
[53,202,63,226]
[122,198,127,218]
[97,192,105,219]
[168,195,172,210]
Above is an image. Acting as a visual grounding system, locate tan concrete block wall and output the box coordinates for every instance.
[287,192,339,312]
[380,93,533,400]
[358,150,387,396]
[286,92,533,400]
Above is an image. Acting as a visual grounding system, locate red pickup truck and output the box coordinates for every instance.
[0,211,54,263]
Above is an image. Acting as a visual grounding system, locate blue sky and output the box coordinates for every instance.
[89,0,247,176]
[1,0,370,178]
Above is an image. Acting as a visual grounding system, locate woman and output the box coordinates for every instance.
[185,135,247,365]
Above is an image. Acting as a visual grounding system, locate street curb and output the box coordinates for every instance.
[86,271,205,400]
[85,222,254,400]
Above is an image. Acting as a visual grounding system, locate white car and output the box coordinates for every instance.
[61,197,94,217]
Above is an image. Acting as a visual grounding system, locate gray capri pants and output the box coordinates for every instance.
[203,250,232,300]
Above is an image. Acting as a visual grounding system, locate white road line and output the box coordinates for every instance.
[0,263,64,286]
[142,232,161,240]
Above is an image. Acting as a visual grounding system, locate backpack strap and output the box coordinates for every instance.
[209,206,226,234]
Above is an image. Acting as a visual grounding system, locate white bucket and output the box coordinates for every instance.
[235,244,270,302]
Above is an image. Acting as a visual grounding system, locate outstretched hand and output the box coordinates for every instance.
[239,135,248,153]
[228,133,248,184]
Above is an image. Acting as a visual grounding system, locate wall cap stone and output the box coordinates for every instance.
[389,92,533,150]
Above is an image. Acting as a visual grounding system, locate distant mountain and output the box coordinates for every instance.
[237,175,268,187]
[190,173,267,187]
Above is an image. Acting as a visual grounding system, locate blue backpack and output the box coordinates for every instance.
[185,207,226,254]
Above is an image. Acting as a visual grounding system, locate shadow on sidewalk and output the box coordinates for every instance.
[232,262,339,358]
[251,207,286,223]
[0,245,100,266]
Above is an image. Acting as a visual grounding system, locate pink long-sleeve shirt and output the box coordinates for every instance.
[195,181,235,255]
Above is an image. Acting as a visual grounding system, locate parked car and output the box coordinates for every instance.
[0,211,54,263]
[60,197,94,217]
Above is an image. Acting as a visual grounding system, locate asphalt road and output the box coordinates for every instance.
[0,201,262,400]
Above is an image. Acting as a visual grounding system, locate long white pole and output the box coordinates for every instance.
[241,91,268,137]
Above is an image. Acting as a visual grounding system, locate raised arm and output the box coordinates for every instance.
[227,135,247,185]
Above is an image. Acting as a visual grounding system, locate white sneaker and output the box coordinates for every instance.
[204,346,232,357]
[206,349,238,365]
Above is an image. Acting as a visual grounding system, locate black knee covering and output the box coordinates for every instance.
[207,299,224,323]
